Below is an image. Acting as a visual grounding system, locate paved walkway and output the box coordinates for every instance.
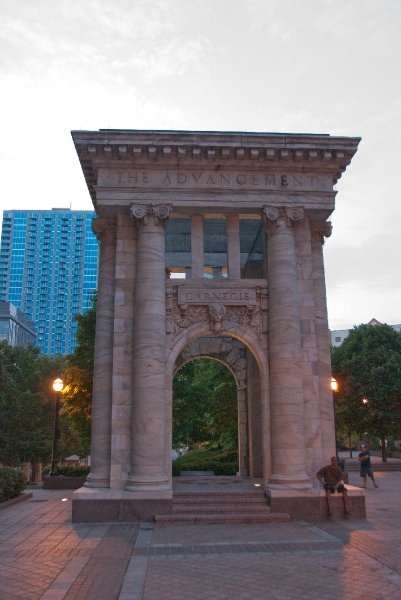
[1,469,401,599]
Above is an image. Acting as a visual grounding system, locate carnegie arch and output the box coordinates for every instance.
[71,129,360,521]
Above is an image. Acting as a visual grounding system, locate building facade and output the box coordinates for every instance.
[0,300,36,346]
[70,129,361,522]
[0,208,98,355]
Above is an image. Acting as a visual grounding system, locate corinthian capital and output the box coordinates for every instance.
[130,204,172,225]
[263,206,304,227]
[310,220,332,244]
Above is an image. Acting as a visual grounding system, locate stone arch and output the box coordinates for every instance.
[166,322,270,481]
[174,335,248,475]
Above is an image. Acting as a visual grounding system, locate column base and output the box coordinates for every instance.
[125,474,171,493]
[84,473,110,488]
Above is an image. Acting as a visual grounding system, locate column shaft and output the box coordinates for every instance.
[191,215,204,279]
[311,221,335,464]
[126,204,171,492]
[227,214,241,279]
[110,214,137,488]
[85,218,116,488]
[265,207,310,488]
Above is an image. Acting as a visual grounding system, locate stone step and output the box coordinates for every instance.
[154,489,291,524]
[173,494,267,505]
[155,512,290,525]
[172,503,272,513]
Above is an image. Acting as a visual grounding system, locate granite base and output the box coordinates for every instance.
[72,487,173,523]
[266,484,366,520]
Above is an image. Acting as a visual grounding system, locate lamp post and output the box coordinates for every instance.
[331,377,339,460]
[50,378,63,476]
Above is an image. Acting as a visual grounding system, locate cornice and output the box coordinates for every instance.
[71,129,360,205]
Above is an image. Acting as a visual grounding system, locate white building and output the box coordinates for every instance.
[331,318,401,347]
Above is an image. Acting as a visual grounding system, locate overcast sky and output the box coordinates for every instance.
[1,0,400,330]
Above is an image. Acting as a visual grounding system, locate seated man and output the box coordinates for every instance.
[316,456,350,517]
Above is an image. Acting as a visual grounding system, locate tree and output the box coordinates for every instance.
[61,296,96,455]
[173,359,237,450]
[332,324,401,461]
[0,341,63,465]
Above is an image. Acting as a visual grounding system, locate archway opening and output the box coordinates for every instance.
[172,357,239,476]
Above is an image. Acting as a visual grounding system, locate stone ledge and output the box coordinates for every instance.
[43,476,86,489]
[0,491,32,510]
[266,485,366,520]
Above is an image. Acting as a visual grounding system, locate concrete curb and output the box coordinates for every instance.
[0,491,32,510]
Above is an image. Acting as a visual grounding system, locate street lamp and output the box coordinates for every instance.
[50,378,63,476]
[331,377,339,460]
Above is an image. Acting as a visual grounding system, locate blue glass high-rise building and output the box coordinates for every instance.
[0,208,98,355]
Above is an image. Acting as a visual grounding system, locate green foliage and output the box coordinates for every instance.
[43,465,90,477]
[173,359,238,450]
[332,324,401,440]
[61,295,96,455]
[0,467,26,503]
[172,445,238,476]
[0,341,64,465]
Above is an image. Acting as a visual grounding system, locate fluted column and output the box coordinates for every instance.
[85,217,116,488]
[310,220,335,464]
[264,206,310,488]
[126,204,172,492]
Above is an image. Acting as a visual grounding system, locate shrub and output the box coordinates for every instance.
[172,446,238,476]
[43,465,90,477]
[0,467,26,503]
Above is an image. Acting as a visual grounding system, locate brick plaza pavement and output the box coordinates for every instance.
[1,469,401,599]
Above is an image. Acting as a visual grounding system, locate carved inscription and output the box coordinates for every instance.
[99,168,318,190]
[178,288,257,305]
[166,284,268,343]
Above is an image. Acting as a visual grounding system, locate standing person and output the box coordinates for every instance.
[316,456,350,517]
[359,444,379,488]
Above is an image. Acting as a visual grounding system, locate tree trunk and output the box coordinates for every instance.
[381,436,387,462]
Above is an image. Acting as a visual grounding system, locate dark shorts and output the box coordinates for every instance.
[324,483,346,493]
[360,466,373,477]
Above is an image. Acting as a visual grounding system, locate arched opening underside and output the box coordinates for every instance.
[172,355,239,475]
[169,331,267,481]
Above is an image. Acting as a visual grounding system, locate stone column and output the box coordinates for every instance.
[264,206,310,488]
[85,218,116,488]
[227,215,241,279]
[311,220,335,464]
[126,204,172,492]
[110,214,137,488]
[247,350,263,477]
[191,215,204,279]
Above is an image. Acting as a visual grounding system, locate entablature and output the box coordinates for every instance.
[72,129,360,210]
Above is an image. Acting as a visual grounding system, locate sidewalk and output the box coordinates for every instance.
[1,470,401,599]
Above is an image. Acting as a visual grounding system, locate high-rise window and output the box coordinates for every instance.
[0,209,98,355]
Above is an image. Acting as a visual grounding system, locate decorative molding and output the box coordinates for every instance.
[130,204,172,226]
[166,284,267,342]
[91,217,116,242]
